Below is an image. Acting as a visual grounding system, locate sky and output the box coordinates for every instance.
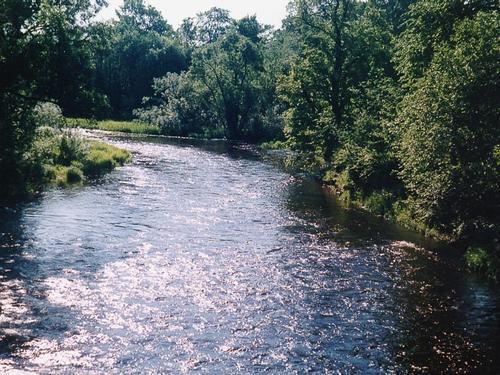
[98,0,290,29]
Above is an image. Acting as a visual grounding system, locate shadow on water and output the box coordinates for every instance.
[283,178,500,373]
[0,195,128,369]
[0,202,71,360]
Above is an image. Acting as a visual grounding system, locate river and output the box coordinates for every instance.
[1,132,499,374]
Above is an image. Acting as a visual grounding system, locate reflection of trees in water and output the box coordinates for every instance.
[282,178,432,246]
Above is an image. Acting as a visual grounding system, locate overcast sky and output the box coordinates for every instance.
[98,0,290,29]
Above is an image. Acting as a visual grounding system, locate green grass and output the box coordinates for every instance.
[67,118,160,135]
[82,141,131,176]
[39,133,132,187]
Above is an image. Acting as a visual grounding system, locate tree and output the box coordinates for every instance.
[94,0,187,119]
[394,3,499,238]
[0,0,105,197]
[194,7,232,44]
[116,0,173,35]
[279,0,356,166]
[190,30,264,139]
[134,72,214,137]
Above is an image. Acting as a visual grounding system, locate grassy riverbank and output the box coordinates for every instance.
[328,181,500,281]
[8,126,132,199]
[44,140,131,186]
[261,143,499,281]
[67,118,160,135]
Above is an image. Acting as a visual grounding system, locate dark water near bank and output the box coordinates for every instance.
[1,132,499,374]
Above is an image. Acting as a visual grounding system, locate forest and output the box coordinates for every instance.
[0,0,499,275]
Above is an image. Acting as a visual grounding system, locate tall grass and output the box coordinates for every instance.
[31,127,131,187]
[82,141,131,176]
[67,118,160,135]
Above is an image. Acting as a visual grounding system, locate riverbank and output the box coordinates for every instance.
[322,176,499,281]
[261,143,499,281]
[67,118,160,135]
[1,126,131,202]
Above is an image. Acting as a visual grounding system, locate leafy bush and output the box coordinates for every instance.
[134,72,210,137]
[364,190,395,217]
[33,102,65,129]
[30,126,60,165]
[394,11,499,238]
[58,133,87,166]
[465,247,498,280]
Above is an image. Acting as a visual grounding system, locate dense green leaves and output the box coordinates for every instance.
[93,0,186,119]
[137,13,276,141]
[395,9,500,238]
[278,0,499,241]
[0,0,106,197]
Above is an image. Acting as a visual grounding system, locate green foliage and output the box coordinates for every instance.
[134,72,212,137]
[465,247,499,280]
[260,140,288,151]
[136,14,278,141]
[363,190,396,217]
[1,0,498,284]
[58,134,87,166]
[277,0,498,251]
[279,0,400,180]
[82,142,131,176]
[190,30,264,139]
[0,0,108,198]
[116,0,173,35]
[93,0,187,119]
[394,7,500,238]
[2,120,131,193]
[189,7,232,45]
[66,166,84,183]
[33,102,65,129]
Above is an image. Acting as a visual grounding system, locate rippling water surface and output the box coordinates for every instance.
[1,132,499,374]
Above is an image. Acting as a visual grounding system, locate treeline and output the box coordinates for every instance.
[277,0,499,248]
[1,0,499,253]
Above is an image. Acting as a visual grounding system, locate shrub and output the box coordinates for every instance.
[465,247,498,280]
[66,166,84,183]
[30,126,60,165]
[58,133,87,166]
[33,102,65,128]
[364,190,395,217]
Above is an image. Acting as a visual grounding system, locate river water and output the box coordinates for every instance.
[1,133,499,374]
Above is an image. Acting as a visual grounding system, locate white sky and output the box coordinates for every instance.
[98,0,290,29]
